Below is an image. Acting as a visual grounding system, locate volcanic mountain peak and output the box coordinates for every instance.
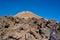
[14,11,42,19]
[0,11,60,40]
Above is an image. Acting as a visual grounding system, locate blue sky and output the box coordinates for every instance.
[0,0,60,22]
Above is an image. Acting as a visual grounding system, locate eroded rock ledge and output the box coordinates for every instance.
[0,16,60,40]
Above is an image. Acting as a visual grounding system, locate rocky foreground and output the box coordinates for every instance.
[0,12,60,40]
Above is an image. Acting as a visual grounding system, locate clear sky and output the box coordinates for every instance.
[0,0,60,22]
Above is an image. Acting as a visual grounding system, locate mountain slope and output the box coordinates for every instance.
[0,11,60,40]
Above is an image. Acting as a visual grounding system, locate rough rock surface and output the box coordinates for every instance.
[0,11,60,40]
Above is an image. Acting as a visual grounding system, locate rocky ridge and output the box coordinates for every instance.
[0,11,60,40]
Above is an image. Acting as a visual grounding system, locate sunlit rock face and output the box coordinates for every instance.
[0,11,60,40]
